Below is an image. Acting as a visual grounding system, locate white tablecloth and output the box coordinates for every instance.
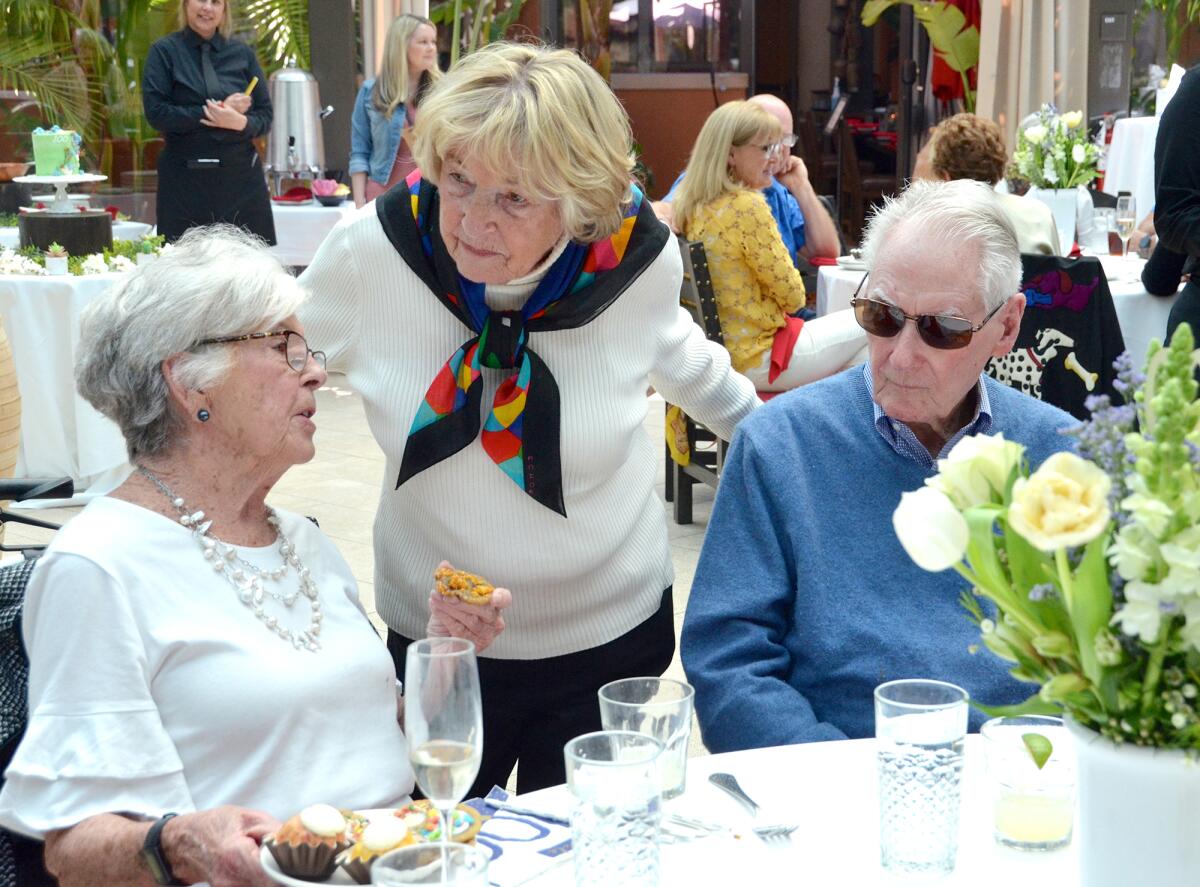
[0,274,130,495]
[816,254,1179,368]
[1102,116,1159,217]
[269,202,356,267]
[517,735,1077,885]
[0,220,154,250]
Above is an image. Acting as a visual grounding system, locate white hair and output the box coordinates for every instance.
[861,179,1022,311]
[75,225,306,461]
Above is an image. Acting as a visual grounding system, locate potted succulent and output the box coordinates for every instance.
[44,243,69,276]
[136,236,158,265]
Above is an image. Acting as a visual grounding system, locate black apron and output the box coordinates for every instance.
[156,141,276,244]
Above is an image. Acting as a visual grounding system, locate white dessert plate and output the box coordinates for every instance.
[260,845,357,886]
[835,255,868,271]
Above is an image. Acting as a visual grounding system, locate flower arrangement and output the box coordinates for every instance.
[1010,105,1100,190]
[893,327,1200,749]
[0,235,166,277]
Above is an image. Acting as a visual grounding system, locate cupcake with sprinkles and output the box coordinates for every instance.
[264,803,350,880]
[338,816,416,884]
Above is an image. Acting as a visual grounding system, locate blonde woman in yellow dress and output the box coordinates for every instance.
[350,14,441,207]
[674,101,866,391]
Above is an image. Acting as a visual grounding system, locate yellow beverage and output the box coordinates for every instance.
[994,789,1073,847]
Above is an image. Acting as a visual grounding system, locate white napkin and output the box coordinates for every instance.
[475,788,573,886]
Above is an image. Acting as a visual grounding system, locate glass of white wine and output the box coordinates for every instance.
[405,637,483,882]
[1114,195,1138,262]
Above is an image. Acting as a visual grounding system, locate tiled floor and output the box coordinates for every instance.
[7,373,717,769]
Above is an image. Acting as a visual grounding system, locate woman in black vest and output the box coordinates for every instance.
[1154,65,1200,343]
[142,0,275,244]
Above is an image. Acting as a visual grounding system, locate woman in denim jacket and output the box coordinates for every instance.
[350,14,440,208]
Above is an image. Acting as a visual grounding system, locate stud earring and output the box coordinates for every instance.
[197,409,210,422]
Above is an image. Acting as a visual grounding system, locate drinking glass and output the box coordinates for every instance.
[875,679,969,876]
[598,678,694,800]
[405,637,483,882]
[564,731,662,887]
[372,843,489,886]
[1092,208,1116,255]
[1114,195,1138,261]
[981,715,1075,851]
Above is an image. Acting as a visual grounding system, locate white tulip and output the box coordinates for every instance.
[929,432,1025,509]
[893,487,970,572]
[1062,110,1084,129]
[1072,143,1087,164]
[1024,125,1048,145]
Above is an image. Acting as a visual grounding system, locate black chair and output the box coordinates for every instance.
[985,254,1126,418]
[665,237,729,525]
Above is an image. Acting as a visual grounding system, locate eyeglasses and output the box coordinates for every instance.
[196,329,326,371]
[779,133,798,148]
[850,275,1005,350]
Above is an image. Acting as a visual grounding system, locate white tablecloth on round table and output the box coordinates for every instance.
[516,735,1077,885]
[1102,116,1159,217]
[269,202,357,267]
[0,273,130,497]
[816,254,1179,368]
[0,220,155,250]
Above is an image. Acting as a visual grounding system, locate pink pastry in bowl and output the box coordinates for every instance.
[311,179,340,196]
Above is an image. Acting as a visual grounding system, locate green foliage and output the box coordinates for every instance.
[1138,0,1200,68]
[239,0,311,70]
[862,0,980,112]
[1010,106,1099,190]
[430,0,527,67]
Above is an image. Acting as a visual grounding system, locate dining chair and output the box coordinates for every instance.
[797,112,838,194]
[837,125,894,246]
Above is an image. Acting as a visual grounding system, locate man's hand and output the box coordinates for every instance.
[201,99,248,131]
[165,806,279,887]
[775,155,811,194]
[426,561,512,653]
[223,92,252,114]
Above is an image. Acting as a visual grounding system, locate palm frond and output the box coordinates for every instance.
[0,35,99,141]
[239,0,310,71]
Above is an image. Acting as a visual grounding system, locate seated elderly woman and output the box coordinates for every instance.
[915,112,1059,255]
[672,101,866,392]
[300,42,760,795]
[0,226,509,887]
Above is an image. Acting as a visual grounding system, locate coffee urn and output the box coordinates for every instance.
[265,63,334,194]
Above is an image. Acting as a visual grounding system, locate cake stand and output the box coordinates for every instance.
[13,174,107,213]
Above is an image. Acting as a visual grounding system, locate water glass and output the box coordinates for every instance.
[875,679,969,876]
[371,842,489,886]
[981,716,1075,851]
[598,677,695,800]
[564,731,662,887]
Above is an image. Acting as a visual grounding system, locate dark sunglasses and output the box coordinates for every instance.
[849,275,1005,350]
[196,329,326,372]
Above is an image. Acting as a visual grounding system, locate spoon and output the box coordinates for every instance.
[708,772,760,816]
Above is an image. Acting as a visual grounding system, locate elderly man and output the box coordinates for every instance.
[680,180,1077,751]
[654,94,840,263]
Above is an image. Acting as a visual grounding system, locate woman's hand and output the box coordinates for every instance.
[425,561,512,653]
[201,99,248,131]
[223,92,252,114]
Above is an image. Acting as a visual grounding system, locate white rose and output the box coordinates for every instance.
[80,254,108,275]
[928,433,1025,509]
[1062,110,1084,129]
[1024,125,1048,145]
[107,255,135,273]
[893,487,969,572]
[1072,143,1087,164]
[1007,452,1111,552]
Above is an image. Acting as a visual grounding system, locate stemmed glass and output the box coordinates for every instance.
[405,637,483,882]
[1114,195,1138,262]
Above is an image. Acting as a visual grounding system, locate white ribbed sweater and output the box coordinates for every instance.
[298,204,759,659]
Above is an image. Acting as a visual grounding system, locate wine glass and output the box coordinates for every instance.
[405,637,483,882]
[1114,195,1138,262]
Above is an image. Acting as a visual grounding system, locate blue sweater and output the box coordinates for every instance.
[680,368,1077,752]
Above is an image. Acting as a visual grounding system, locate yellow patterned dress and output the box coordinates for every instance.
[683,189,807,374]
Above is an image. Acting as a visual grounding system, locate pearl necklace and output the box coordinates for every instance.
[139,467,323,652]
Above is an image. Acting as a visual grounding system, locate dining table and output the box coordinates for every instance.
[269,201,357,268]
[1101,116,1158,219]
[510,735,1078,885]
[0,271,130,502]
[816,253,1178,369]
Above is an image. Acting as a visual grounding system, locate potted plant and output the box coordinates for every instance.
[893,329,1200,886]
[136,234,163,265]
[1010,105,1100,256]
[44,242,68,275]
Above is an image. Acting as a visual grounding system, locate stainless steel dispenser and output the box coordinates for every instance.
[265,64,334,194]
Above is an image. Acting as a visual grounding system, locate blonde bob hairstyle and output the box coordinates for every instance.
[178,0,233,39]
[410,42,635,244]
[672,101,782,235]
[373,14,441,117]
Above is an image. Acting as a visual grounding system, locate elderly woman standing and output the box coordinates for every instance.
[300,42,759,794]
[672,101,865,391]
[0,227,508,887]
[350,14,441,208]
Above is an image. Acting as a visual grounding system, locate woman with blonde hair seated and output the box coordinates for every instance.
[673,101,866,391]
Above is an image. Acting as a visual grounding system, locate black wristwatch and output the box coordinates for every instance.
[140,813,186,886]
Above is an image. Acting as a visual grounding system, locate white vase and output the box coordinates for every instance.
[44,256,68,276]
[1028,187,1078,257]
[1067,718,1200,886]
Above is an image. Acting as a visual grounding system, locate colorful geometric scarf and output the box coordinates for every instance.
[376,173,668,516]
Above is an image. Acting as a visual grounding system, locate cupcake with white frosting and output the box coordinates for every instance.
[264,803,350,880]
[337,817,415,884]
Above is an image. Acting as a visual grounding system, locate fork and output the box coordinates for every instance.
[709,773,797,845]
[752,823,799,845]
